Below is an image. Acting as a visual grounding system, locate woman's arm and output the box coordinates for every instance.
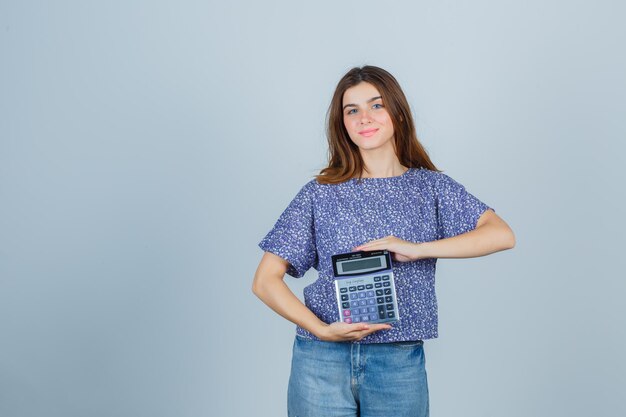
[417,208,515,259]
[353,209,515,261]
[252,252,391,341]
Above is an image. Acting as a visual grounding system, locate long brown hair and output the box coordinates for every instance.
[315,65,440,184]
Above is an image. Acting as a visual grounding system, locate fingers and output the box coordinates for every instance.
[354,240,386,251]
[343,323,392,341]
[354,235,400,252]
[354,326,391,341]
[352,242,380,252]
[362,323,392,335]
[343,323,370,334]
[324,322,392,342]
[353,237,389,251]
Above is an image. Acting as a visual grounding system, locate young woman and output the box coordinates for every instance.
[252,65,515,417]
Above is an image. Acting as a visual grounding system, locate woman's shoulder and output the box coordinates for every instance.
[414,167,440,178]
[292,177,327,200]
[402,168,455,196]
[302,176,343,188]
[303,167,440,187]
[413,167,456,185]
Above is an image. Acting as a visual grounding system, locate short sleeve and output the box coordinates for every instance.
[258,181,318,278]
[435,172,495,240]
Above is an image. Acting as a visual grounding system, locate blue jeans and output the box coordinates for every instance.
[288,334,429,417]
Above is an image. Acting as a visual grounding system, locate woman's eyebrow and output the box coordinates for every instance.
[342,96,383,110]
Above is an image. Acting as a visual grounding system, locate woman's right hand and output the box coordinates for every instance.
[316,321,392,342]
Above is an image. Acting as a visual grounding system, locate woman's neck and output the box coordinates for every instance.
[360,161,408,178]
[357,141,407,178]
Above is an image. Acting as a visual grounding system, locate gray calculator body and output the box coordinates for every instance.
[332,250,400,324]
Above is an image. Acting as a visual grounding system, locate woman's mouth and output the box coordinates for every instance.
[358,128,379,137]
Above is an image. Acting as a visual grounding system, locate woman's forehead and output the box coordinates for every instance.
[342,82,382,104]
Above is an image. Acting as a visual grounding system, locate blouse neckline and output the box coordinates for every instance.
[350,167,413,182]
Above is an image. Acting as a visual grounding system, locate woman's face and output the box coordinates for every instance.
[342,82,395,152]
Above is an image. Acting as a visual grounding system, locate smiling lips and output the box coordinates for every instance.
[358,128,379,137]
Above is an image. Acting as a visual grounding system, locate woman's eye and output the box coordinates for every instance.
[372,103,383,109]
[347,108,357,115]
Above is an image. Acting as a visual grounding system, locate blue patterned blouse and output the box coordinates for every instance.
[258,167,494,343]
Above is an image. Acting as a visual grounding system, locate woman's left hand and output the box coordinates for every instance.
[353,235,422,262]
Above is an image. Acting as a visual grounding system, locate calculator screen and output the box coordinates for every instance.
[342,257,381,272]
[337,255,387,275]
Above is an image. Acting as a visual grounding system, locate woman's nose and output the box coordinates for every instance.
[360,109,372,123]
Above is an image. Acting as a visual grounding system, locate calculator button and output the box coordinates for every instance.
[377,297,384,304]
[374,276,381,282]
[382,275,390,280]
[345,318,352,324]
[358,292,366,299]
[366,291,374,297]
[342,302,350,308]
[349,286,357,292]
[367,298,375,305]
[341,294,349,301]
[378,311,386,320]
[359,300,367,306]
[353,316,361,323]
[361,314,369,321]
[368,306,376,313]
[387,311,395,318]
[360,307,368,314]
[351,301,359,308]
[366,284,373,289]
[340,288,348,293]
[343,310,351,316]
[357,285,365,290]
[386,304,394,310]
[383,282,390,287]
[385,296,393,303]
[350,293,358,300]
[384,289,392,295]
[375,283,382,288]
[376,289,383,296]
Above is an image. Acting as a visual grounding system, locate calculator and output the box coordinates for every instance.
[332,250,400,324]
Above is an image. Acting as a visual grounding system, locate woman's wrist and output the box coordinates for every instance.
[411,241,436,260]
[311,322,330,340]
